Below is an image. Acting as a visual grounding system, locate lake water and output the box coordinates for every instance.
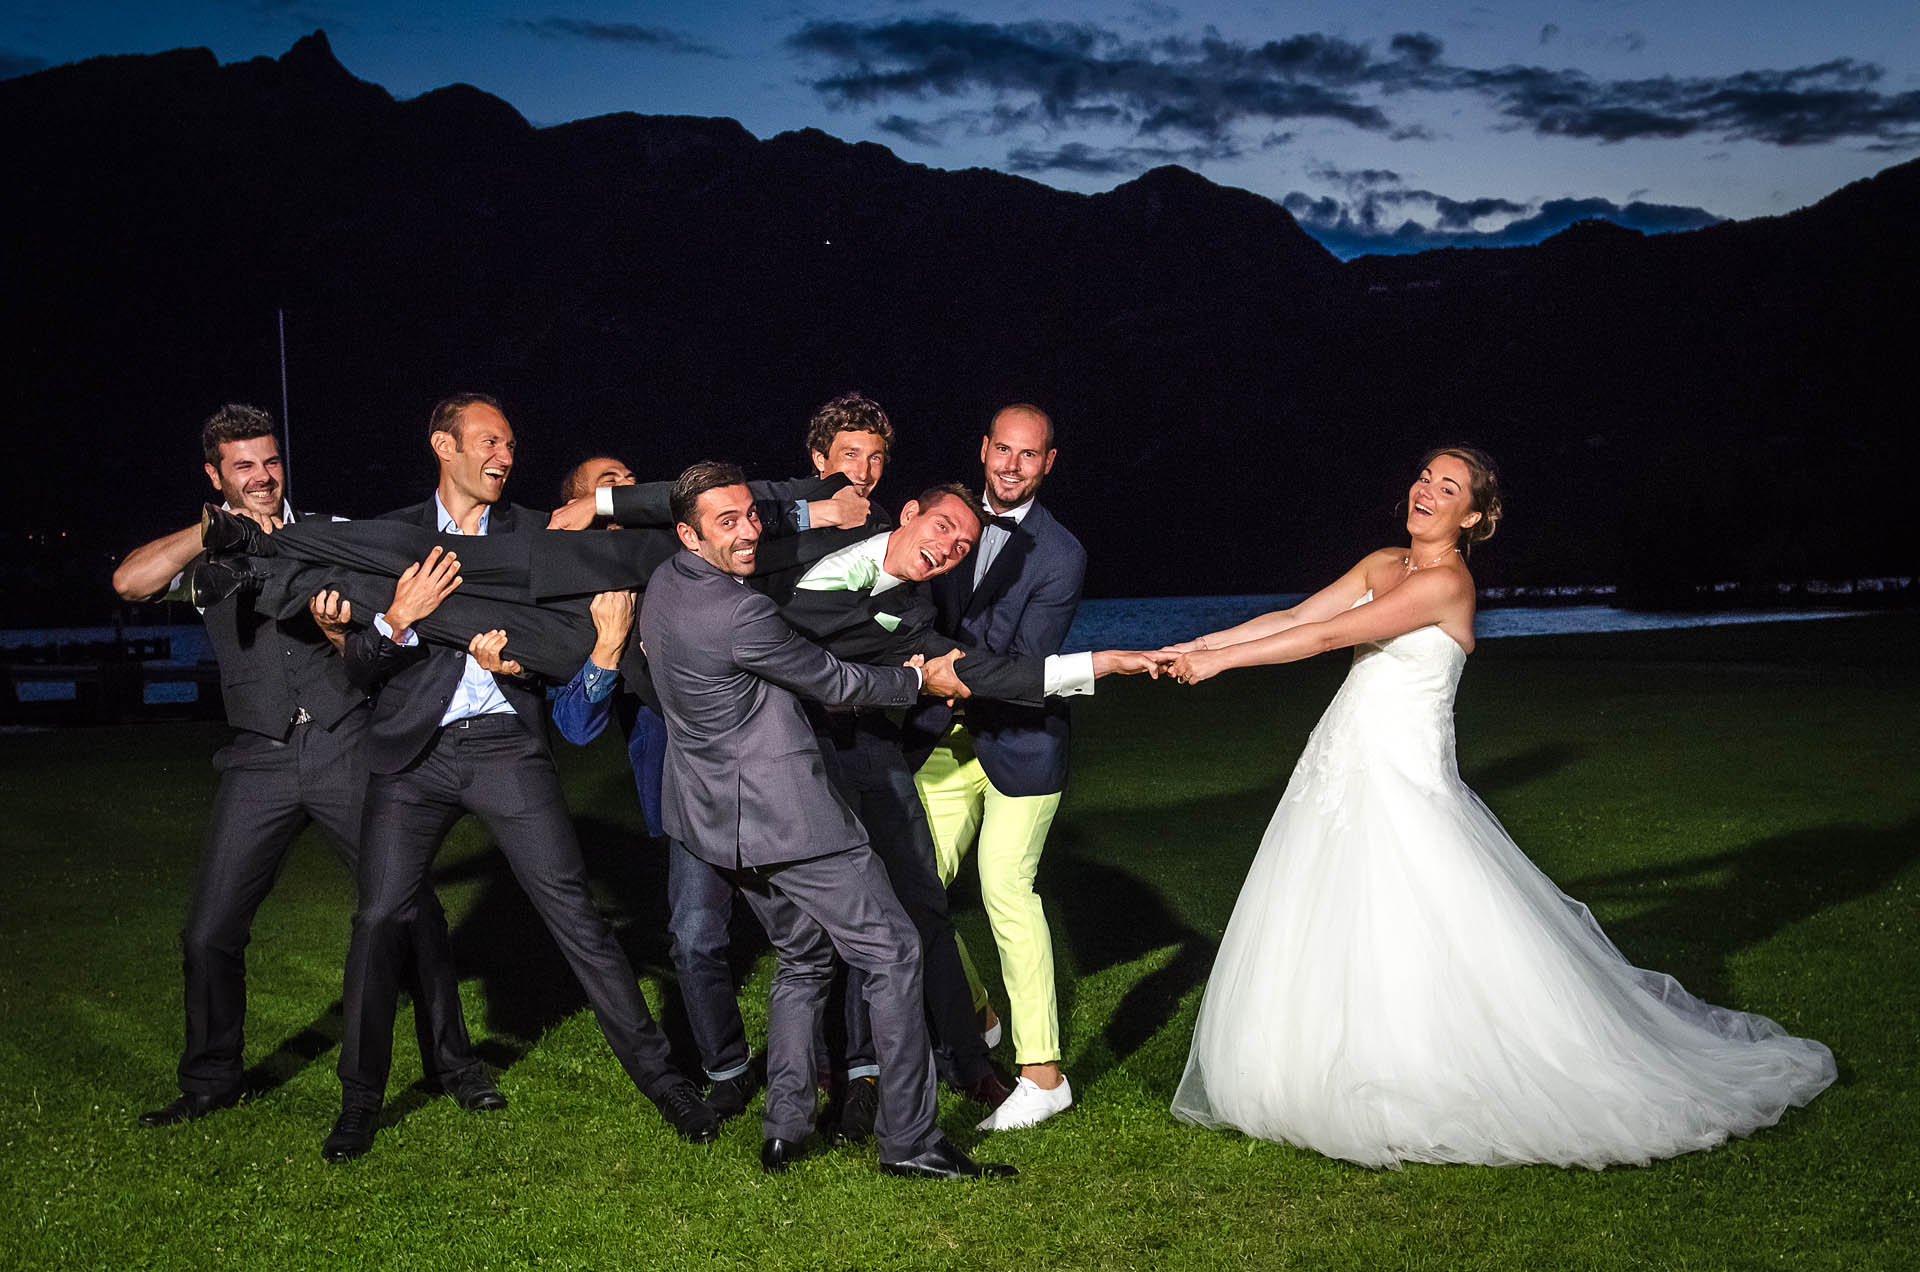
[0,601,1875,671]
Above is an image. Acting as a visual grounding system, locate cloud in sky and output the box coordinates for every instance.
[786,18,1920,151]
[1282,185,1725,259]
[513,16,725,59]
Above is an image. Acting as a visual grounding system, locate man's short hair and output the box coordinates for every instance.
[201,403,278,467]
[561,456,627,505]
[990,402,1055,450]
[670,461,748,533]
[806,392,894,461]
[910,481,982,525]
[428,392,503,445]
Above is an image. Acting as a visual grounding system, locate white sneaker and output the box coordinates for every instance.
[976,1074,1073,1131]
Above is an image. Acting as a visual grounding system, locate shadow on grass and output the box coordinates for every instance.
[1567,813,1920,1013]
[429,814,767,1089]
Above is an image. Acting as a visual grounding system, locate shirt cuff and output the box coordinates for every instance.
[372,613,420,647]
[595,487,615,518]
[1043,650,1096,697]
[580,660,619,702]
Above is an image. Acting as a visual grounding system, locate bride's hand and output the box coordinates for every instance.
[1169,648,1229,685]
[1160,637,1207,655]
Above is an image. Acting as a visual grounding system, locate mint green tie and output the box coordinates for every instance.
[796,553,899,630]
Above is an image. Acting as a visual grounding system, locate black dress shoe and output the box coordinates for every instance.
[706,1065,762,1122]
[200,503,270,556]
[137,1087,240,1127]
[825,1074,879,1145]
[188,557,268,607]
[650,1080,720,1144]
[957,1067,1014,1112]
[760,1135,812,1174]
[443,1069,508,1112]
[881,1134,1018,1180]
[321,1105,380,1163]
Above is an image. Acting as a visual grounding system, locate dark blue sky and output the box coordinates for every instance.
[6,2,1917,256]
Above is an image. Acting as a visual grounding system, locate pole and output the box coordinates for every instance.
[277,308,292,508]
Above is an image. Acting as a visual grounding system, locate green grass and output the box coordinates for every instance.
[2,614,1916,1270]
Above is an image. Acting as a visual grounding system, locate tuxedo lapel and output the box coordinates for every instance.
[965,521,1035,621]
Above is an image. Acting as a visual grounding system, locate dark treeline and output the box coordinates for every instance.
[4,32,1915,625]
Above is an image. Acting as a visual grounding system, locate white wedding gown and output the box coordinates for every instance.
[1169,595,1836,1168]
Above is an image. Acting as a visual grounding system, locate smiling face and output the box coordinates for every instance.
[204,435,284,519]
[810,428,888,498]
[979,407,1055,514]
[434,402,516,507]
[881,492,981,582]
[678,483,762,576]
[1406,452,1483,544]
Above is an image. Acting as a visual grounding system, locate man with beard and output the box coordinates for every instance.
[906,403,1086,1132]
[113,403,488,1131]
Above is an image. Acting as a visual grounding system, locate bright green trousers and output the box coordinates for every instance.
[913,722,1062,1066]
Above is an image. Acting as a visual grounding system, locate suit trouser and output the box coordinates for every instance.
[914,723,1063,1067]
[818,716,995,1088]
[732,846,940,1161]
[337,715,678,1106]
[179,720,477,1097]
[664,838,752,1082]
[259,520,678,602]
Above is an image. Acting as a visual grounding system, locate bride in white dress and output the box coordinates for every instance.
[1162,447,1835,1169]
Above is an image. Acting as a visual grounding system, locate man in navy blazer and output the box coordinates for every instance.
[905,403,1087,1132]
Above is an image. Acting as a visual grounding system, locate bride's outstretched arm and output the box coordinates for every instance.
[1162,552,1387,653]
[1170,566,1471,684]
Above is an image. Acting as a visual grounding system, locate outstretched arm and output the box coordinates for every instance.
[1164,553,1385,653]
[1170,566,1471,684]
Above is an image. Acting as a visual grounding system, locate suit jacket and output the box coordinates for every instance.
[200,506,366,740]
[638,550,921,869]
[343,499,553,775]
[903,500,1086,796]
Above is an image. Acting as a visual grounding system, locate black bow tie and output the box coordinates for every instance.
[983,515,1018,533]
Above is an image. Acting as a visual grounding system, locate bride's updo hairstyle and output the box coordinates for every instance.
[1417,445,1504,554]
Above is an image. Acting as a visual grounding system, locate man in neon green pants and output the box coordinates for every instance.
[906,404,1085,1131]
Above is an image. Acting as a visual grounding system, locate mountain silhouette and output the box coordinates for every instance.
[3,32,1913,621]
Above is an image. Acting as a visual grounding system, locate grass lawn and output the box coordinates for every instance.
[2,614,1915,1270]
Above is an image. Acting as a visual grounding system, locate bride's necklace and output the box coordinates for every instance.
[1403,546,1459,572]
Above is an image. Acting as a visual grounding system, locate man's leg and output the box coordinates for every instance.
[453,718,710,1138]
[335,748,463,1118]
[298,719,483,1092]
[732,875,836,1151]
[838,725,996,1090]
[913,726,992,1014]
[154,734,312,1121]
[664,838,751,1083]
[760,847,940,1163]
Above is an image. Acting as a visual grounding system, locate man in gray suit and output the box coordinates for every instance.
[639,461,1016,1180]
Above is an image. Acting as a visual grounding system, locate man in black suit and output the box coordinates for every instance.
[113,404,488,1130]
[319,394,716,1162]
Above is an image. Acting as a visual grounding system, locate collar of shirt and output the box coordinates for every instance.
[800,530,904,596]
[434,493,490,536]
